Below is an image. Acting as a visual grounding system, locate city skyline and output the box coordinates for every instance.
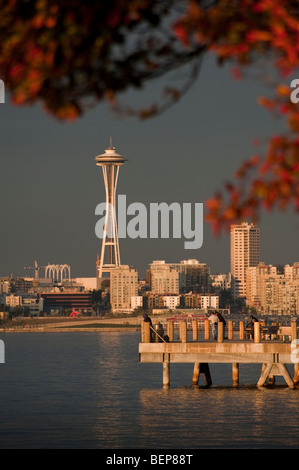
[1,56,299,279]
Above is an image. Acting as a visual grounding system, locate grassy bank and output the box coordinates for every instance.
[56,323,140,329]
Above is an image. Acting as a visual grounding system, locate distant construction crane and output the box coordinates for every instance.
[24,260,46,280]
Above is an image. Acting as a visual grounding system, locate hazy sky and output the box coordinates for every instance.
[1,55,298,279]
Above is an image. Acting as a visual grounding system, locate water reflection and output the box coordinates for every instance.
[138,385,299,448]
[0,332,298,449]
[94,332,140,448]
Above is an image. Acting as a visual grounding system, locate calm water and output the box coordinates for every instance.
[0,331,298,449]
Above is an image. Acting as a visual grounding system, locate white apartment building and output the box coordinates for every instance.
[200,294,219,309]
[110,265,138,313]
[162,295,180,309]
[131,296,143,310]
[230,222,260,298]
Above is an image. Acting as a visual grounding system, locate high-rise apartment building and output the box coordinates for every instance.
[285,262,299,281]
[110,265,138,313]
[246,263,277,308]
[170,259,211,293]
[149,261,179,294]
[149,259,210,294]
[230,222,260,298]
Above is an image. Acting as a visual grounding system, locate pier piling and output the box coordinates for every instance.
[192,362,200,385]
[232,362,239,387]
[291,319,299,385]
[167,321,174,342]
[254,322,261,343]
[204,320,210,340]
[228,321,233,340]
[180,321,187,343]
[218,322,224,343]
[192,362,212,387]
[239,321,244,340]
[163,358,170,389]
[257,363,294,388]
[141,322,151,343]
[192,320,198,341]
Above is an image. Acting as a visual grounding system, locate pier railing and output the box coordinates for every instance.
[141,319,297,344]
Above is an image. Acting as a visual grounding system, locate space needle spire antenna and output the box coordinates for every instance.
[95,139,127,281]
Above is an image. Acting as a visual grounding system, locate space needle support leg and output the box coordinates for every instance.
[113,166,120,266]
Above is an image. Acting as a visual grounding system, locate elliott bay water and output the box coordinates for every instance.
[0,331,298,449]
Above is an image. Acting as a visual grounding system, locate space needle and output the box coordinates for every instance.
[95,138,127,281]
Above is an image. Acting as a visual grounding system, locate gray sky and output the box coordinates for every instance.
[0,55,298,279]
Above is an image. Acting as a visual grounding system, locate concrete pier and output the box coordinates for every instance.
[139,320,299,389]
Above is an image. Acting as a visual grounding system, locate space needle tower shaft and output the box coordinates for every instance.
[95,139,127,279]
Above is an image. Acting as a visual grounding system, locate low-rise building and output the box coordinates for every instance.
[162,295,180,309]
[200,294,219,309]
[38,292,93,313]
[210,273,232,291]
[131,296,143,310]
[5,294,22,307]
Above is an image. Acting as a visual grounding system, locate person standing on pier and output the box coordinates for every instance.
[246,315,259,340]
[208,311,218,340]
[143,313,153,341]
[216,311,226,324]
[216,311,227,338]
[143,312,152,327]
